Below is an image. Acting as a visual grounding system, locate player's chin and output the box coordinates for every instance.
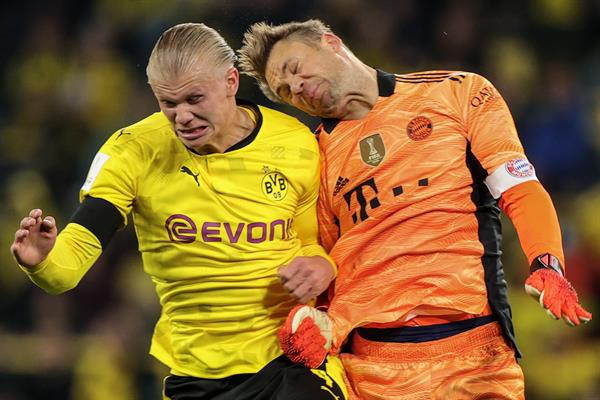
[303,103,336,118]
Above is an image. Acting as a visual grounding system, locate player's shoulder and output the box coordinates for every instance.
[394,70,477,79]
[257,104,311,132]
[393,70,492,100]
[395,70,477,85]
[255,103,315,145]
[105,112,173,147]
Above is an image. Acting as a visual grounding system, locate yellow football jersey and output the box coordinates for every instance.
[78,101,326,378]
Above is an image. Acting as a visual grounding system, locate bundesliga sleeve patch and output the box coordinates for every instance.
[484,158,538,199]
[81,152,110,192]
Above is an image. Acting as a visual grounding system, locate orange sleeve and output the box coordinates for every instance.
[498,180,565,269]
[459,73,526,174]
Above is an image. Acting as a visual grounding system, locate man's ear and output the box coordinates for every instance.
[225,67,240,96]
[321,32,343,53]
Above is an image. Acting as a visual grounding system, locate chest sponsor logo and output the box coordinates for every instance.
[406,116,433,141]
[165,214,293,244]
[262,171,288,201]
[505,158,534,178]
[359,133,386,167]
[340,175,430,229]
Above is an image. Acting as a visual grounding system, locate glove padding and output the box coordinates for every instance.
[525,268,592,326]
[278,305,333,368]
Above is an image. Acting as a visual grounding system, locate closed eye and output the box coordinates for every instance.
[187,95,203,104]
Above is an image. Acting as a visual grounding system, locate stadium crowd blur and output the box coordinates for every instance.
[1,0,599,399]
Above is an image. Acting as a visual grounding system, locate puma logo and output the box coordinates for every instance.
[116,129,131,139]
[180,166,200,187]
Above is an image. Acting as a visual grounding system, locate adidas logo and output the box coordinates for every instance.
[333,176,349,196]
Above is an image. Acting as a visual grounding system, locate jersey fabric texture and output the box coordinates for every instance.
[342,322,524,399]
[31,100,331,379]
[317,70,537,355]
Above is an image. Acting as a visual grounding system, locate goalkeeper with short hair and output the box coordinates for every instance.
[238,19,592,400]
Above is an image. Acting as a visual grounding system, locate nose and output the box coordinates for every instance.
[290,76,304,95]
[174,105,194,126]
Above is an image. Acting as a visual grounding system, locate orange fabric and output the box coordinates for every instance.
[499,180,565,267]
[365,303,493,329]
[341,322,524,400]
[317,71,528,349]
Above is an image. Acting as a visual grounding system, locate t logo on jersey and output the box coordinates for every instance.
[262,171,288,201]
[359,133,386,167]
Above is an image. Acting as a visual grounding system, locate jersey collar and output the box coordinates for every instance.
[226,98,263,152]
[185,98,263,155]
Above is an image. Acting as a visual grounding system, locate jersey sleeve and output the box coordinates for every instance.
[20,223,103,294]
[457,74,565,268]
[499,180,565,268]
[292,134,337,273]
[458,73,539,198]
[79,130,145,226]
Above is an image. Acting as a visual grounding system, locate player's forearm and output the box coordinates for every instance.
[20,223,102,294]
[499,180,565,267]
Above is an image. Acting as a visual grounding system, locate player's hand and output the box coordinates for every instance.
[524,254,592,326]
[278,304,333,368]
[11,208,58,269]
[278,256,335,304]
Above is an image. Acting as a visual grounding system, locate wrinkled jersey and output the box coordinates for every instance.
[81,101,323,378]
[317,70,533,348]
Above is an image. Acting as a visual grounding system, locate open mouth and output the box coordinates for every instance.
[178,125,209,140]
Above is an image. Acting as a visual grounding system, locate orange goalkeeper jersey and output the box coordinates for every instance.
[318,70,536,352]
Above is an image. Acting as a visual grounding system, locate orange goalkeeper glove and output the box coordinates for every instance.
[524,253,592,326]
[278,305,333,368]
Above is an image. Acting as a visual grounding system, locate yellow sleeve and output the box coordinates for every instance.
[80,130,145,227]
[293,140,337,275]
[294,198,337,275]
[20,223,102,294]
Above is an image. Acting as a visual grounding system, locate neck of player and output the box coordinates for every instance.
[340,64,379,121]
[194,106,255,155]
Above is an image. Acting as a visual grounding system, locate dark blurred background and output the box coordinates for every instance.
[1,1,599,399]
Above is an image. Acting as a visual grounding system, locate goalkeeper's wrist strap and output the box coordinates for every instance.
[530,253,564,277]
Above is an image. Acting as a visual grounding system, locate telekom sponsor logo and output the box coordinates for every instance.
[165,214,293,243]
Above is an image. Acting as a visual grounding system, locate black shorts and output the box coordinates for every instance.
[164,355,346,400]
